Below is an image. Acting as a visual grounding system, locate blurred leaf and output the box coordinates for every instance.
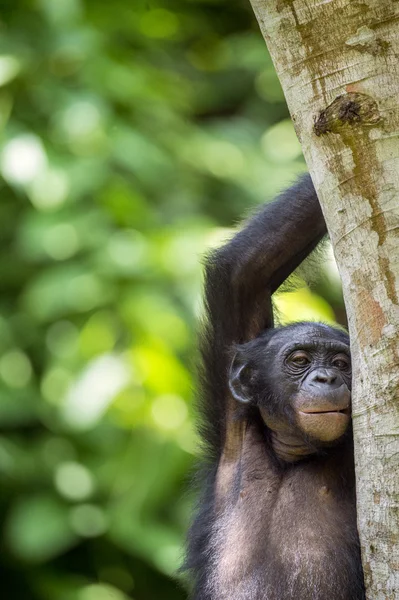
[5,494,76,562]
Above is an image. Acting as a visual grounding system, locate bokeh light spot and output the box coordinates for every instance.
[203,140,245,178]
[61,100,102,140]
[77,584,128,600]
[43,223,80,260]
[0,349,32,388]
[106,229,148,274]
[62,354,130,429]
[1,134,47,185]
[261,119,302,163]
[0,55,21,87]
[54,461,94,501]
[28,168,69,211]
[66,274,105,312]
[38,0,82,24]
[5,495,75,562]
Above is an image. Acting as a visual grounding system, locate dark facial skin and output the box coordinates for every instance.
[229,323,352,461]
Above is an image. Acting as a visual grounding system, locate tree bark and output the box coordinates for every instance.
[247,1,399,597]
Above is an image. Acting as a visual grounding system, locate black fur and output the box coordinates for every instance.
[185,175,365,600]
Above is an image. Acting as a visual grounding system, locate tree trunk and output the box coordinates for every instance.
[247,1,399,597]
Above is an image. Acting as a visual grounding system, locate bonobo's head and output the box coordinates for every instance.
[229,322,352,457]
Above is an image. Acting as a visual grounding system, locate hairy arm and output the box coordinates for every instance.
[200,174,326,459]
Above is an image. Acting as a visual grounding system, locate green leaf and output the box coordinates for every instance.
[5,494,76,562]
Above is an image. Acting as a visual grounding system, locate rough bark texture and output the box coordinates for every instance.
[247,1,399,598]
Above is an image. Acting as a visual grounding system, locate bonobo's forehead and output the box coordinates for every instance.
[269,322,349,352]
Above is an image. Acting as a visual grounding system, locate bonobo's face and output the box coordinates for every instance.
[264,324,351,443]
[229,322,352,447]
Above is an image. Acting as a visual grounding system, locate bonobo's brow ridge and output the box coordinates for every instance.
[282,340,350,354]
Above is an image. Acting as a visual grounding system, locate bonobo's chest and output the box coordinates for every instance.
[209,452,363,600]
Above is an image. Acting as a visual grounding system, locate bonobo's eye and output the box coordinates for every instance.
[287,351,311,367]
[332,353,351,371]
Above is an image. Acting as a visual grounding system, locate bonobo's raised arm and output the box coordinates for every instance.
[200,174,326,456]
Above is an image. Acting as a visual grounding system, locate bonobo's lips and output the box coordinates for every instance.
[300,404,350,416]
[296,387,351,442]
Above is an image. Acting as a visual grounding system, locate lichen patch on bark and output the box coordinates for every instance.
[354,286,386,349]
[345,25,390,56]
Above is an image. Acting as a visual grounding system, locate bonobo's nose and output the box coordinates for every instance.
[310,369,342,389]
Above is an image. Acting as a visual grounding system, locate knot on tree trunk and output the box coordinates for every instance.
[314,93,381,136]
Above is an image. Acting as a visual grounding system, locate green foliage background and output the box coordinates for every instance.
[0,0,345,598]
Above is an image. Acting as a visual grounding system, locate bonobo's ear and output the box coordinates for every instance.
[228,353,253,404]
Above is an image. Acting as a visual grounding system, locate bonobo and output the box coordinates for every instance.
[186,175,365,600]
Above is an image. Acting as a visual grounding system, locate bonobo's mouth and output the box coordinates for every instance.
[300,406,350,416]
[297,404,351,442]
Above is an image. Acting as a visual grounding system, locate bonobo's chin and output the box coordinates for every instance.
[295,387,351,443]
[297,410,350,443]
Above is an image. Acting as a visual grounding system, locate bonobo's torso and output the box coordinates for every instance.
[206,424,364,600]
